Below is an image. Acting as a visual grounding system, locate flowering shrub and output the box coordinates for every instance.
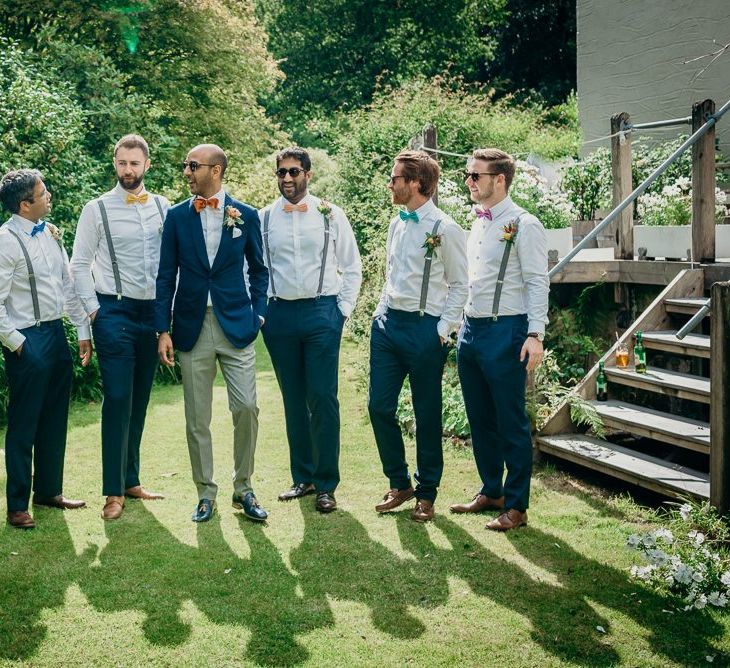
[510,160,575,229]
[637,178,727,226]
[627,502,730,611]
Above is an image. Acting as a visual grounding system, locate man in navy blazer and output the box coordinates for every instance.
[155,143,270,523]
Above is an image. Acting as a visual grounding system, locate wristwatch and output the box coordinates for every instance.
[527,332,545,342]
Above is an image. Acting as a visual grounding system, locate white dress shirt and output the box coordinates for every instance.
[465,195,549,334]
[198,187,226,306]
[71,183,169,314]
[0,215,90,351]
[259,194,362,316]
[373,199,468,338]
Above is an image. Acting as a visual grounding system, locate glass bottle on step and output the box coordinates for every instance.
[634,331,647,374]
[596,361,608,401]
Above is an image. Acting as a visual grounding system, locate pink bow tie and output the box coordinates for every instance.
[475,208,493,220]
[283,202,308,213]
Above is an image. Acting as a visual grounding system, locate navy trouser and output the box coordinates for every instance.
[457,314,532,511]
[368,309,449,503]
[262,296,345,493]
[92,294,158,496]
[3,319,72,512]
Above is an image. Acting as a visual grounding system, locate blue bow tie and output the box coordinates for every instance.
[30,221,46,237]
[399,210,419,223]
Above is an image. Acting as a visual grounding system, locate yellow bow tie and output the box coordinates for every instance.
[283,202,308,213]
[126,193,149,205]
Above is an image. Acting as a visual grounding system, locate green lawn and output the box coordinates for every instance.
[1,339,728,667]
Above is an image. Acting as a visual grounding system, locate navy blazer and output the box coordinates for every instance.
[154,194,269,352]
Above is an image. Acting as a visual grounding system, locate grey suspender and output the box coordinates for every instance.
[491,216,521,320]
[263,206,331,299]
[7,227,64,326]
[98,196,165,300]
[419,219,442,315]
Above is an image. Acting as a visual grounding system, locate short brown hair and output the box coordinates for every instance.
[394,150,440,198]
[471,148,516,190]
[114,134,150,159]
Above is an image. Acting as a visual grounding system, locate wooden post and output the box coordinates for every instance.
[692,99,716,263]
[711,281,730,513]
[422,123,438,207]
[611,112,633,260]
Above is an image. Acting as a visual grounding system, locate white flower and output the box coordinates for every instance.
[641,533,657,549]
[673,563,694,585]
[694,594,708,609]
[720,571,730,587]
[676,176,691,191]
[654,528,674,544]
[707,591,727,607]
[688,530,706,545]
[626,534,642,549]
[647,549,669,567]
[679,503,692,521]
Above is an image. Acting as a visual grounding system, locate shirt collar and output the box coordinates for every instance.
[11,213,40,235]
[487,195,513,220]
[114,182,149,202]
[409,198,436,223]
[277,192,314,209]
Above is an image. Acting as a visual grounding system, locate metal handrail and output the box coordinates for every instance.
[628,117,692,130]
[549,97,730,279]
[676,298,711,339]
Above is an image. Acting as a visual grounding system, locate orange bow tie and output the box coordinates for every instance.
[283,202,308,213]
[193,197,219,213]
[126,193,149,205]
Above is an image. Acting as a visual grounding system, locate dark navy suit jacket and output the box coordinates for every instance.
[154,194,269,352]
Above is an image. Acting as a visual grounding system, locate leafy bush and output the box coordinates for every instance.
[637,178,727,226]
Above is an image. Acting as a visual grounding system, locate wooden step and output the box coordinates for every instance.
[664,297,710,316]
[642,330,710,358]
[605,366,710,404]
[590,400,710,453]
[536,434,709,499]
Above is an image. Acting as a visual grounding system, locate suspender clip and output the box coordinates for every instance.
[35,320,41,327]
[492,315,498,322]
[117,293,123,301]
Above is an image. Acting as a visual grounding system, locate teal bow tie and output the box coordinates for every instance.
[399,210,419,223]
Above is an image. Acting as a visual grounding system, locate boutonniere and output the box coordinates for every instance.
[47,222,63,241]
[422,231,442,258]
[223,205,242,230]
[317,200,333,220]
[501,221,518,244]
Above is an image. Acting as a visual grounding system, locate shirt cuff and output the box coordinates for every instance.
[77,324,91,341]
[6,330,26,352]
[338,300,353,318]
[437,319,454,339]
[84,297,100,316]
[528,321,546,335]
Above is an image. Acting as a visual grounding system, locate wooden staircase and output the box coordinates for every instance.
[537,269,716,500]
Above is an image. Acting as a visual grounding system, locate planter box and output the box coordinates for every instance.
[544,227,573,258]
[572,219,617,250]
[634,225,730,259]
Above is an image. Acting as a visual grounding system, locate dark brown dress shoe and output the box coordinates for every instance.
[449,493,504,514]
[101,496,125,521]
[375,487,415,512]
[33,494,86,510]
[7,511,35,529]
[278,483,316,501]
[315,492,337,513]
[486,509,528,531]
[125,485,164,500]
[411,499,435,523]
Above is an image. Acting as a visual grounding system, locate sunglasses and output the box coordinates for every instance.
[388,175,406,184]
[275,167,308,178]
[182,160,215,172]
[464,171,500,182]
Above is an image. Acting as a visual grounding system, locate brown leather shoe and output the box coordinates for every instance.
[7,511,35,529]
[101,496,125,521]
[125,485,164,500]
[449,493,504,514]
[411,499,435,523]
[315,492,337,513]
[375,487,415,513]
[278,483,316,501]
[486,509,528,531]
[33,494,86,510]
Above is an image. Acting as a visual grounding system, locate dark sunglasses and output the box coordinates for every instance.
[182,160,215,172]
[275,167,308,178]
[464,170,500,182]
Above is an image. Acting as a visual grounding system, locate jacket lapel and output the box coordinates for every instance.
[187,198,211,270]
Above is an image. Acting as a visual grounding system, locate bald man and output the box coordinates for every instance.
[155,144,270,523]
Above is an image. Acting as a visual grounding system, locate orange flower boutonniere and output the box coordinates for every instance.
[501,221,518,245]
[422,231,442,258]
[223,205,242,230]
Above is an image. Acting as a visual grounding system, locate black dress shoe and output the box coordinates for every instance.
[315,492,337,513]
[278,483,316,501]
[233,492,268,522]
[33,494,86,510]
[191,499,216,522]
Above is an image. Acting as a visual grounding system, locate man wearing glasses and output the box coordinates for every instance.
[71,134,168,521]
[369,150,467,522]
[0,169,91,529]
[449,148,548,531]
[155,144,269,523]
[259,147,361,513]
